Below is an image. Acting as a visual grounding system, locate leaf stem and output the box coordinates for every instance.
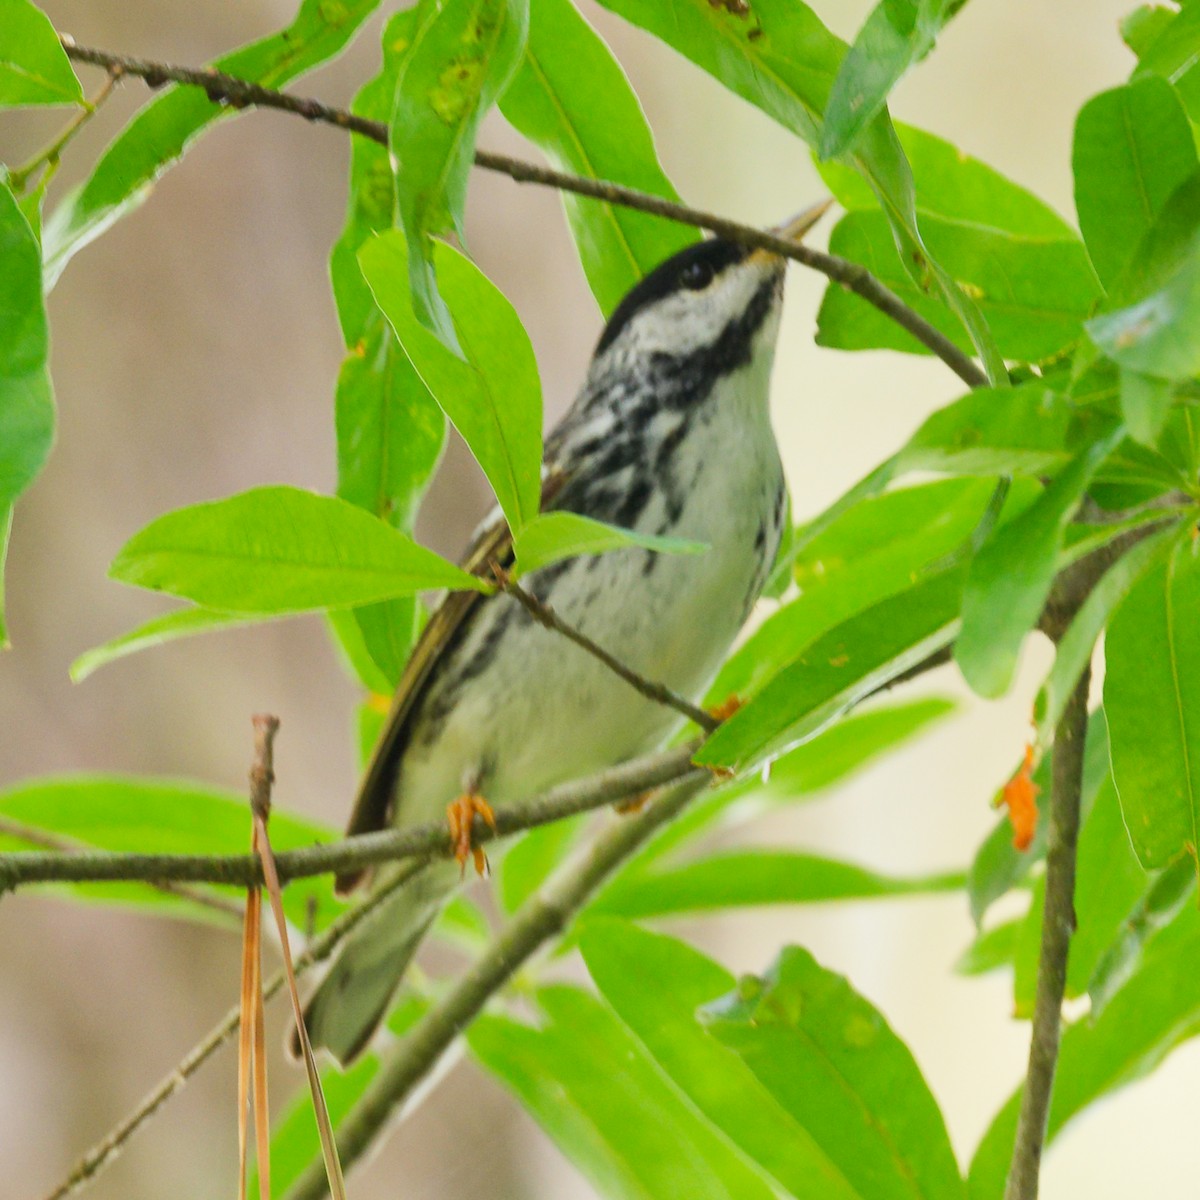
[58,37,985,388]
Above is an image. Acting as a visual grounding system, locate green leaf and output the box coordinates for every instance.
[954,427,1123,698]
[469,985,779,1200]
[0,775,339,928]
[898,383,1085,477]
[359,232,542,534]
[697,566,965,774]
[108,485,487,614]
[1010,774,1148,1017]
[955,919,1022,977]
[1033,520,1185,744]
[1119,367,1177,447]
[710,478,1013,704]
[966,710,1111,925]
[512,511,705,577]
[821,0,966,159]
[1132,4,1200,124]
[702,941,965,1200]
[389,0,527,342]
[42,0,384,287]
[818,122,1076,240]
[497,813,587,914]
[1122,5,1179,58]
[968,905,1200,1200]
[1086,223,1200,379]
[1072,77,1198,292]
[622,698,956,877]
[325,606,401,696]
[1105,537,1200,869]
[0,0,83,106]
[588,850,961,920]
[71,605,270,682]
[817,209,1100,363]
[579,921,865,1200]
[0,180,55,646]
[498,0,696,314]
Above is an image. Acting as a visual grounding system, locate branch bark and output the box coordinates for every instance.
[60,37,986,389]
[1003,663,1091,1200]
[0,744,701,893]
[281,775,709,1200]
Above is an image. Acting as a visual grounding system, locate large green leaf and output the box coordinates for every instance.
[0,180,55,646]
[1010,774,1148,1017]
[470,985,780,1200]
[1105,537,1200,869]
[1072,77,1198,292]
[42,0,384,287]
[697,566,965,774]
[0,0,83,106]
[359,232,542,534]
[579,921,867,1200]
[0,774,338,928]
[326,8,447,691]
[710,478,1012,704]
[954,427,1122,698]
[388,0,527,342]
[1132,3,1200,124]
[968,905,1200,1200]
[701,939,965,1200]
[498,0,696,314]
[595,0,1005,380]
[108,485,487,613]
[588,850,961,920]
[821,0,968,159]
[512,511,704,577]
[816,209,1100,362]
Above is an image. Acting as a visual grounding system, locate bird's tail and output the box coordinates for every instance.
[293,866,453,1067]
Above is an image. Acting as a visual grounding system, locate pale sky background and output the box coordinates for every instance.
[1,1,1194,1197]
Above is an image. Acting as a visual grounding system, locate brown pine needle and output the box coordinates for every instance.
[249,715,348,1200]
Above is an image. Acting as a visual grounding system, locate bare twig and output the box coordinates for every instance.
[40,858,430,1200]
[1,744,700,893]
[59,37,985,388]
[281,774,710,1200]
[496,567,720,732]
[1003,663,1091,1200]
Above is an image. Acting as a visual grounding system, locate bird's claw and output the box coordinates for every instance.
[447,792,497,877]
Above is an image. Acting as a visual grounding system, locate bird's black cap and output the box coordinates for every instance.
[594,238,752,355]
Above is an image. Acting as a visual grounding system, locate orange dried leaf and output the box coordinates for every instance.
[1001,744,1040,851]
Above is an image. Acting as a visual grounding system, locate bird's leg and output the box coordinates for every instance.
[447,776,497,877]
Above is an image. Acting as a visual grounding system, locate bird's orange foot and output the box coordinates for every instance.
[615,789,652,815]
[447,792,497,877]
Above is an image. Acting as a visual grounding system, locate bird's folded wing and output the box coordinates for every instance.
[336,469,567,893]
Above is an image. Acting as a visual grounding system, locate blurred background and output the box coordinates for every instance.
[2,1,1195,1196]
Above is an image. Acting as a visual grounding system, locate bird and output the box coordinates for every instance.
[298,203,827,1066]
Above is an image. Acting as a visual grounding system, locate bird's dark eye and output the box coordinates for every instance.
[679,260,714,290]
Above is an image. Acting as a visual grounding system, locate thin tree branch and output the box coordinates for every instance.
[0,744,701,892]
[1003,662,1091,1200]
[496,567,720,732]
[0,814,244,920]
[281,774,709,1200]
[40,858,430,1200]
[59,37,985,389]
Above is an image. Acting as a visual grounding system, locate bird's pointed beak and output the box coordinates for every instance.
[747,198,833,271]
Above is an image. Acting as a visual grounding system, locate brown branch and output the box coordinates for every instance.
[496,567,720,733]
[59,37,986,389]
[281,774,709,1200]
[40,857,430,1200]
[0,743,700,893]
[1003,662,1091,1200]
